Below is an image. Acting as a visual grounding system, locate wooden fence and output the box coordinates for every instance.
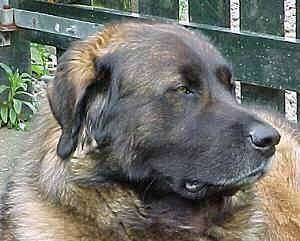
[1,0,300,120]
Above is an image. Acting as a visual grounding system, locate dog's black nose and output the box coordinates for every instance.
[249,124,281,149]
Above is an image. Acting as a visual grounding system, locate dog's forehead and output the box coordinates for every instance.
[117,24,228,80]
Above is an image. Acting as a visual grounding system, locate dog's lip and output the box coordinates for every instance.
[183,158,272,199]
[185,181,206,193]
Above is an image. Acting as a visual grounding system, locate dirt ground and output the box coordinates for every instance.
[0,127,27,194]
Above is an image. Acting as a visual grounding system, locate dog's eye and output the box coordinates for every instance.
[176,86,193,95]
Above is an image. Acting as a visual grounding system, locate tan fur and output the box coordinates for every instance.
[1,23,299,241]
[48,23,123,104]
[1,103,299,241]
[254,111,300,241]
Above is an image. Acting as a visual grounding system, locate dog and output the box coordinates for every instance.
[0,22,299,241]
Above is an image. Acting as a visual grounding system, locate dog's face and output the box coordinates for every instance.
[49,23,280,201]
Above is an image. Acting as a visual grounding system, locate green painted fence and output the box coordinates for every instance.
[2,0,300,120]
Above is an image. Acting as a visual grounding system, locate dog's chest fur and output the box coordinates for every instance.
[5,174,264,241]
[2,117,264,241]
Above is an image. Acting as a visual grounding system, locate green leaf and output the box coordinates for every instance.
[0,105,8,123]
[22,101,36,113]
[0,63,13,76]
[20,72,32,80]
[22,78,32,84]
[13,98,22,114]
[31,45,43,64]
[0,85,9,94]
[15,84,27,92]
[31,65,44,77]
[9,109,17,124]
[10,72,18,90]
[15,91,35,98]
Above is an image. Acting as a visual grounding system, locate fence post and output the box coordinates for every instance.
[138,0,179,19]
[92,0,132,11]
[297,0,300,121]
[240,0,285,113]
[189,0,230,27]
[0,0,31,84]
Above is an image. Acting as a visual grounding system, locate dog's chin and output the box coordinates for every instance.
[176,157,273,201]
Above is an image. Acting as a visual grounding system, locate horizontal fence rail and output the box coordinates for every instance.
[4,0,300,121]
[15,9,103,39]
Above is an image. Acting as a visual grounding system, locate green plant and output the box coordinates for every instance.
[30,43,50,77]
[0,63,37,130]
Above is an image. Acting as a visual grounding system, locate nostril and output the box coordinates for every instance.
[250,135,275,148]
[249,124,281,148]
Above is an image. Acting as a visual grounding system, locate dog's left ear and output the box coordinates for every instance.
[47,44,112,160]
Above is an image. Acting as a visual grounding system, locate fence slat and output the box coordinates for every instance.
[0,32,31,84]
[240,0,284,36]
[241,84,285,112]
[14,2,300,92]
[240,0,285,113]
[298,94,300,122]
[188,0,230,27]
[24,30,75,49]
[4,2,31,73]
[92,0,132,12]
[297,0,300,121]
[193,26,300,91]
[297,0,300,37]
[15,1,138,23]
[76,0,92,4]
[138,0,178,19]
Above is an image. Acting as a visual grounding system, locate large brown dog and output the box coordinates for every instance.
[0,22,299,241]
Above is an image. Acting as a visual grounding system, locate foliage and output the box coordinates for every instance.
[30,43,50,77]
[0,63,37,130]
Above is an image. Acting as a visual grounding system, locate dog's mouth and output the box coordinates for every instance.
[183,171,261,198]
[180,158,272,200]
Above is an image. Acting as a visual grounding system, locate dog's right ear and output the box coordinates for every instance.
[47,42,113,160]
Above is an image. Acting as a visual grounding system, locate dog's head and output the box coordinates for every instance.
[48,22,280,200]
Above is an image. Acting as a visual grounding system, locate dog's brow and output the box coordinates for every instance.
[179,64,202,89]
